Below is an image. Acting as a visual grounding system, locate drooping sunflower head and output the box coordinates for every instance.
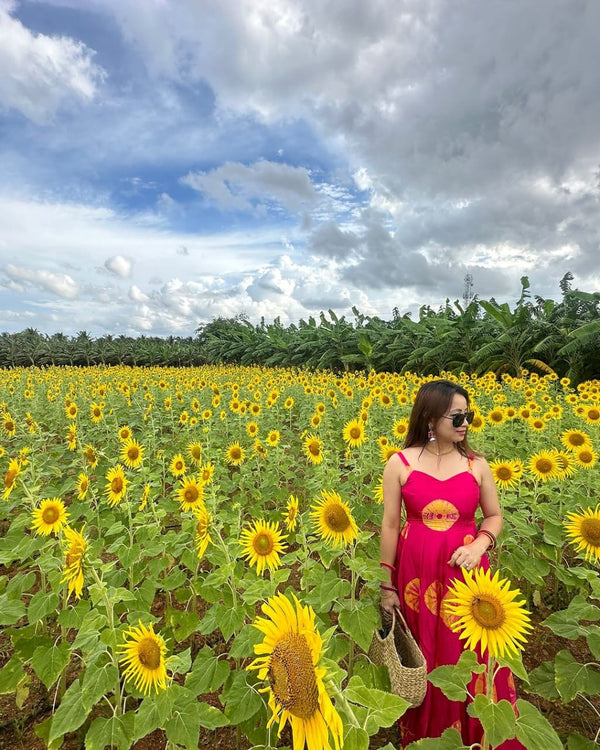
[225,442,245,466]
[118,621,168,695]
[283,494,299,532]
[76,473,90,500]
[61,525,87,598]
[342,418,366,449]
[239,519,287,575]
[247,593,343,750]
[303,434,324,465]
[176,475,205,512]
[193,504,211,559]
[445,567,532,658]
[31,497,69,536]
[565,505,600,563]
[187,442,203,466]
[3,458,21,499]
[120,438,144,469]
[310,490,358,548]
[105,464,128,506]
[84,444,99,468]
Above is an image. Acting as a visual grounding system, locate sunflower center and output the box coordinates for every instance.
[191,447,201,460]
[569,433,585,446]
[268,633,319,719]
[588,409,600,420]
[350,427,361,439]
[324,504,350,533]
[137,636,162,670]
[579,451,593,464]
[5,420,15,431]
[535,459,553,474]
[308,441,320,456]
[580,518,600,545]
[253,532,274,555]
[472,595,505,629]
[497,467,512,480]
[231,448,241,460]
[184,486,199,503]
[128,447,139,460]
[42,505,60,524]
[111,477,124,493]
[4,469,17,488]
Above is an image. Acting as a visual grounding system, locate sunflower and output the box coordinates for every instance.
[202,409,212,421]
[192,504,211,558]
[76,473,89,500]
[3,458,21,499]
[225,442,245,466]
[284,397,294,409]
[373,478,384,504]
[283,495,299,532]
[176,475,205,512]
[564,505,600,563]
[380,444,402,463]
[139,483,151,510]
[574,445,598,470]
[83,444,99,469]
[169,454,187,477]
[31,498,69,536]
[303,434,324,465]
[239,519,287,575]
[469,412,485,432]
[61,525,87,598]
[553,451,578,478]
[120,438,144,469]
[267,430,280,447]
[561,429,592,451]
[487,407,506,426]
[310,413,322,429]
[199,461,215,484]
[379,393,393,408]
[489,460,522,490]
[445,568,532,658]
[66,425,77,451]
[118,425,132,442]
[342,419,366,449]
[246,421,259,438]
[247,593,343,750]
[584,406,600,426]
[392,419,409,440]
[310,490,358,548]
[528,451,560,482]
[528,417,546,432]
[90,403,104,423]
[105,464,128,506]
[2,412,16,437]
[65,403,78,419]
[518,406,532,421]
[187,441,203,466]
[118,621,168,695]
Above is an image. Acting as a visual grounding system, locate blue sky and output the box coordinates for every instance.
[1,0,599,337]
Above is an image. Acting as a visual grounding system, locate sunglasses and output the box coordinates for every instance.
[442,411,475,428]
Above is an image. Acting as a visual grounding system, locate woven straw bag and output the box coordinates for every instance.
[368,606,428,707]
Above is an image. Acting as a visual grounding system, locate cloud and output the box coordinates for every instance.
[0,0,105,123]
[104,255,133,277]
[181,159,316,213]
[3,263,79,298]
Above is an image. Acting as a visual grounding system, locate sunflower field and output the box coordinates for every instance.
[1,365,600,750]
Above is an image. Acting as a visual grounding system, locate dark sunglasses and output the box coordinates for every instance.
[442,411,475,428]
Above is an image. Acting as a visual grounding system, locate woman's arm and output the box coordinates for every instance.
[448,457,503,569]
[379,454,404,611]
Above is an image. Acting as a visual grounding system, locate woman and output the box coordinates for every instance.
[379,379,522,748]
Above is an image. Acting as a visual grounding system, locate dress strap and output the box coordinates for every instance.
[467,454,474,472]
[397,451,411,467]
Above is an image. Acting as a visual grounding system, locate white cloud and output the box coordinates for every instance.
[0,0,105,123]
[4,263,79,298]
[104,255,133,278]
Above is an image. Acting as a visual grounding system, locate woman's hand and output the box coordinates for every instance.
[380,589,400,613]
[448,541,485,572]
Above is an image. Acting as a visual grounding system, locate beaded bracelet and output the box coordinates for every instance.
[477,529,497,550]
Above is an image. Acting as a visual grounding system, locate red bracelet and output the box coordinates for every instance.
[477,529,497,550]
[380,584,398,593]
[379,561,396,572]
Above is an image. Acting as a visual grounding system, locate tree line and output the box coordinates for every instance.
[2,274,599,383]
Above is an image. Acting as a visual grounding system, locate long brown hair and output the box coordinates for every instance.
[404,379,478,458]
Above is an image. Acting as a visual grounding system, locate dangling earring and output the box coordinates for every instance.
[427,424,435,442]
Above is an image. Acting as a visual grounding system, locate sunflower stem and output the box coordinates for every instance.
[481,652,496,750]
[89,566,123,716]
[328,682,361,729]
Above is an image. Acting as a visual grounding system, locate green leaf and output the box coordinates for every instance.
[57,598,91,629]
[166,610,199,643]
[567,732,600,750]
[49,678,88,743]
[28,591,59,622]
[586,626,600,660]
[428,651,484,701]
[344,676,410,733]
[467,695,516,747]
[132,696,165,742]
[6,570,37,597]
[0,593,26,625]
[218,605,246,641]
[11,633,53,661]
[195,702,230,730]
[228,623,264,659]
[527,660,560,700]
[554,650,588,702]
[543,596,600,639]
[31,641,71,690]
[85,712,135,750]
[221,670,263,723]
[81,662,119,712]
[542,519,564,546]
[0,657,25,694]
[496,649,529,684]
[406,727,468,748]
[186,646,230,695]
[342,725,369,750]
[514,698,563,750]
[164,647,191,677]
[337,605,379,652]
